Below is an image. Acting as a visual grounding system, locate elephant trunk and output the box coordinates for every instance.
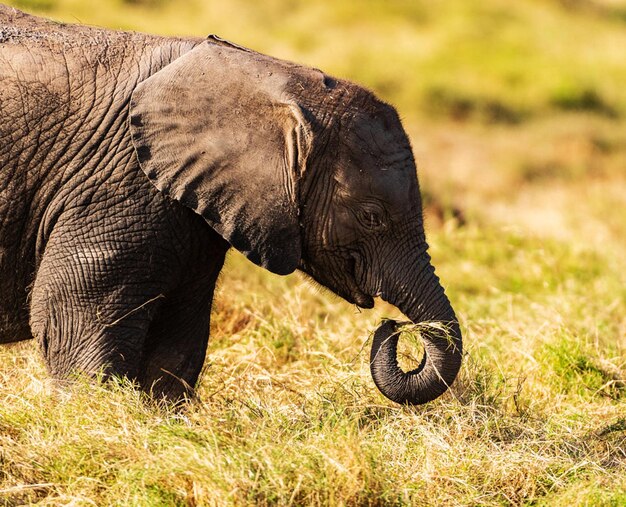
[370,262,462,405]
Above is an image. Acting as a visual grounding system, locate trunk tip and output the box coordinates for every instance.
[369,317,462,405]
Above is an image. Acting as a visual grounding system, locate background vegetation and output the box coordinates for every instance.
[1,0,625,505]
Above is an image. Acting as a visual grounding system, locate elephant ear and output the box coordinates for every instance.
[129,40,311,275]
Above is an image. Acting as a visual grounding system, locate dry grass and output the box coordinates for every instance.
[1,0,626,505]
[2,235,624,505]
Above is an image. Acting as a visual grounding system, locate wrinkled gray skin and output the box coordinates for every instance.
[0,5,461,404]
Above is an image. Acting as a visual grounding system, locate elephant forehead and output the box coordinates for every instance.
[331,102,420,204]
[372,167,417,205]
[335,138,418,202]
[335,157,418,208]
[341,116,415,170]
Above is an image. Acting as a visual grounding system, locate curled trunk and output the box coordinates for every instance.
[370,265,462,405]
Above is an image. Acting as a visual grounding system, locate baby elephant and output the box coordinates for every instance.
[0,5,461,404]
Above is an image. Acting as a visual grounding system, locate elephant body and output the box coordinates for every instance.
[0,5,462,403]
[0,7,225,394]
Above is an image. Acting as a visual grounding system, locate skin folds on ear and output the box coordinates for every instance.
[129,40,310,275]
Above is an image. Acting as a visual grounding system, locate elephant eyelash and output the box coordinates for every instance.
[356,208,386,230]
[368,213,383,228]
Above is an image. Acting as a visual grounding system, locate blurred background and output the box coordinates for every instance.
[1,2,625,504]
[7,0,626,254]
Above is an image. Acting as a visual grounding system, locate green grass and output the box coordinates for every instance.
[2,228,623,505]
[2,0,626,505]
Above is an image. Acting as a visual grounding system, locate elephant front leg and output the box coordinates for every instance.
[29,244,168,385]
[29,284,163,384]
[139,267,218,400]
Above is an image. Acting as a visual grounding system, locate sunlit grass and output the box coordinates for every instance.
[2,225,624,505]
[1,0,626,505]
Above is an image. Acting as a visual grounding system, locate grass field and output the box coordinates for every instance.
[1,0,625,505]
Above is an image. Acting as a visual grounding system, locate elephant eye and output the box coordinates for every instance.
[357,207,385,230]
[368,213,382,228]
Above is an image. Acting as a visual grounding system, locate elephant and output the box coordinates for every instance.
[0,5,462,405]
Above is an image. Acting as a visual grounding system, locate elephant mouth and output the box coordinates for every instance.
[348,254,375,309]
[351,288,374,309]
[299,250,374,309]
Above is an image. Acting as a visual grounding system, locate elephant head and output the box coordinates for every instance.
[129,38,462,404]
